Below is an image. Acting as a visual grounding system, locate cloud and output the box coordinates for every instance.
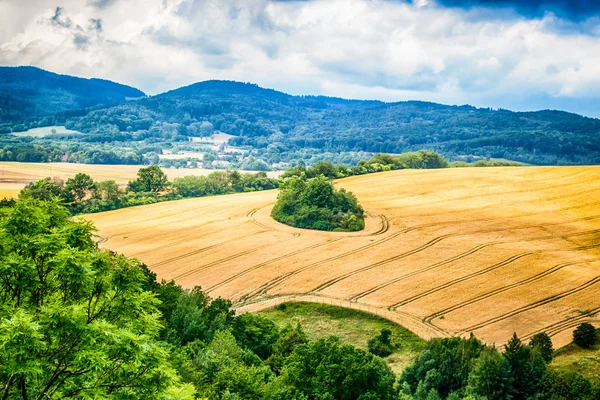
[1,0,600,116]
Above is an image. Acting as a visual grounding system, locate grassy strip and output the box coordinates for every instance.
[258,301,425,376]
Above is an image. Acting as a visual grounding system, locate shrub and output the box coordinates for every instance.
[573,323,598,349]
[368,328,398,357]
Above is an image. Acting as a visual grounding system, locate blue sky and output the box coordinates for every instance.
[1,0,600,117]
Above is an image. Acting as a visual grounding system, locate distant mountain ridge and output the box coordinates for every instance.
[0,66,145,122]
[1,68,600,165]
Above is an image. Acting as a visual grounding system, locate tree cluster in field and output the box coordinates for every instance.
[398,331,599,400]
[271,175,365,232]
[19,166,278,214]
[0,198,598,399]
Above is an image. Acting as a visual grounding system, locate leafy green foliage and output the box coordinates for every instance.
[573,323,598,349]
[466,347,513,400]
[19,167,279,215]
[530,332,555,363]
[400,335,485,398]
[174,331,273,400]
[270,337,397,400]
[232,313,280,360]
[0,198,192,399]
[271,175,365,231]
[265,324,309,375]
[368,328,398,357]
[128,165,169,193]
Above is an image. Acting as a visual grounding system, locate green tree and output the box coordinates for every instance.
[467,347,513,400]
[530,332,554,363]
[20,177,64,201]
[93,179,122,202]
[175,331,272,400]
[573,323,597,349]
[271,337,396,400]
[0,198,193,399]
[128,165,169,193]
[400,335,484,398]
[232,313,280,360]
[65,173,95,202]
[265,324,308,374]
[503,333,546,398]
[166,287,235,346]
[368,328,397,357]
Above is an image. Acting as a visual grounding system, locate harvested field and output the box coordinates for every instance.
[87,166,600,348]
[0,162,281,197]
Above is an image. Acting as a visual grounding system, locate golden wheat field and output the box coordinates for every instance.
[86,166,600,348]
[0,162,280,197]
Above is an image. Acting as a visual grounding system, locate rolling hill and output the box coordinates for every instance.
[86,166,600,348]
[0,66,145,124]
[50,80,600,165]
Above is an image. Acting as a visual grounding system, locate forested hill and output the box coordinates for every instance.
[4,75,600,165]
[61,80,600,165]
[0,66,145,123]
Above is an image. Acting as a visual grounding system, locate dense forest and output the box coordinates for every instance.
[0,66,145,126]
[2,70,600,166]
[1,197,598,399]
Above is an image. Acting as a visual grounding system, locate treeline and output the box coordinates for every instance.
[0,137,146,164]
[20,166,278,214]
[271,175,365,232]
[398,331,599,400]
[281,150,521,180]
[1,198,598,399]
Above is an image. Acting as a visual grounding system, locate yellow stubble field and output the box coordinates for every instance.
[86,166,600,348]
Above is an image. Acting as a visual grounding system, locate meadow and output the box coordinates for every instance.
[87,166,600,348]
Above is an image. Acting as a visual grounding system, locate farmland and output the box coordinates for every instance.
[0,162,280,197]
[87,166,600,348]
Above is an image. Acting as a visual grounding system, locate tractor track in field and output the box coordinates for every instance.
[389,252,536,309]
[169,233,302,281]
[347,243,497,301]
[348,224,600,303]
[526,309,600,340]
[423,262,583,324]
[205,237,345,292]
[389,234,600,312]
[240,211,600,304]
[309,234,456,294]
[151,231,269,268]
[458,267,600,334]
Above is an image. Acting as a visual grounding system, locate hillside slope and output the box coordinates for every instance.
[62,80,600,165]
[87,166,600,348]
[0,66,145,124]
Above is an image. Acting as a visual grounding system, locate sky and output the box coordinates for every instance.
[2,0,600,116]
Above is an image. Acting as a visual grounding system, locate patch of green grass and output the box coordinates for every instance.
[12,126,81,137]
[552,338,600,381]
[258,301,426,376]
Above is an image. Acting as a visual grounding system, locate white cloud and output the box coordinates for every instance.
[1,0,600,115]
